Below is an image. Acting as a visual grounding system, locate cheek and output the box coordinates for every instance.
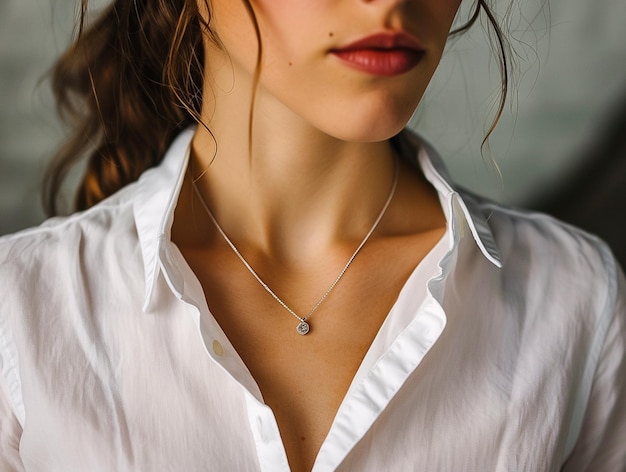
[253,1,332,61]
[423,1,464,48]
[209,0,261,70]
[432,0,464,22]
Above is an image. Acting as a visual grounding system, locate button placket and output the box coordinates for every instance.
[313,293,448,472]
[245,392,291,472]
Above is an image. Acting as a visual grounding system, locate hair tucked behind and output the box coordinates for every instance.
[44,0,510,216]
[44,0,209,215]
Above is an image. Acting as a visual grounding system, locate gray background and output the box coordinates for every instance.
[2,0,626,235]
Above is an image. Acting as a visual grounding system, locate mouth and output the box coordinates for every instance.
[329,32,426,77]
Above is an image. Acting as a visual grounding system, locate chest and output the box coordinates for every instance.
[181,233,442,471]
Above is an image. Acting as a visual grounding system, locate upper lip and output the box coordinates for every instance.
[331,32,424,52]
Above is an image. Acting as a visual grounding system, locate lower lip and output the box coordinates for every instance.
[331,49,424,77]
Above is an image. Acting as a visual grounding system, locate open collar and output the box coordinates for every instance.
[404,131,503,268]
[133,128,194,312]
[134,127,502,312]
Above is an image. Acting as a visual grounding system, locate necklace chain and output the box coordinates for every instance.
[193,158,399,335]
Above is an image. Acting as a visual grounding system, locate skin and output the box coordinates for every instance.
[173,0,462,470]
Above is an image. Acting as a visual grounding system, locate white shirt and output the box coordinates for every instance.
[1,129,625,471]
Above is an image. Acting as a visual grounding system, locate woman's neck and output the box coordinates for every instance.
[190,119,396,263]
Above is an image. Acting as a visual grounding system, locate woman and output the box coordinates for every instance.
[1,0,624,470]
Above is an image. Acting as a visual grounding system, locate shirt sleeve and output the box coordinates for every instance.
[0,374,24,471]
[562,264,626,471]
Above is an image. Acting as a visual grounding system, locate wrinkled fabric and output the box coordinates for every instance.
[1,129,624,471]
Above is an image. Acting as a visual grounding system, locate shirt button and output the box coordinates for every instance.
[212,340,225,356]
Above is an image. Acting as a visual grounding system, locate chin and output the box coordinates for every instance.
[333,95,421,142]
[320,109,415,143]
[334,127,405,143]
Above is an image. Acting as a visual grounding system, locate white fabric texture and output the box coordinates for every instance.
[1,128,624,471]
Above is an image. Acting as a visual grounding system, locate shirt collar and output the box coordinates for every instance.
[134,127,502,312]
[133,128,194,312]
[401,131,503,268]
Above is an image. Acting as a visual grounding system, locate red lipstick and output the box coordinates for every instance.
[330,32,425,77]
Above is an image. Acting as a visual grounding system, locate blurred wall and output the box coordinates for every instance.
[0,0,76,234]
[1,0,626,235]
[413,0,626,205]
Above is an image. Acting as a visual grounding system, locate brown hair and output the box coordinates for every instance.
[452,0,511,150]
[43,0,510,216]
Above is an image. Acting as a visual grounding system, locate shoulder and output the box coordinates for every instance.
[0,183,141,301]
[1,182,137,249]
[470,191,616,274]
[464,190,621,321]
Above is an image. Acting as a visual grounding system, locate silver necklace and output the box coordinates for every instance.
[193,158,399,336]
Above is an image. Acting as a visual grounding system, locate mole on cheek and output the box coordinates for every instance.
[329,32,334,37]
[288,62,293,66]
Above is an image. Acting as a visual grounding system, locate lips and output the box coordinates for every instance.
[330,32,425,77]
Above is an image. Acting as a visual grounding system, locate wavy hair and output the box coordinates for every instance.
[43,0,510,215]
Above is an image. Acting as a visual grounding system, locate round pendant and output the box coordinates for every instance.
[296,320,310,335]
